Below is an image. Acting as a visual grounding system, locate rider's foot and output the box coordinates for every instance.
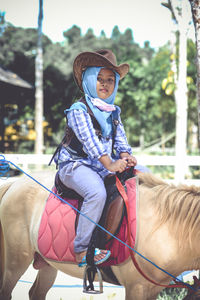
[75,251,87,264]
[76,248,111,267]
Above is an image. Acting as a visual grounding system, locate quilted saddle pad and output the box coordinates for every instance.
[37,176,138,266]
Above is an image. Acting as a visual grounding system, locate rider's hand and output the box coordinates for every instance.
[99,155,127,173]
[106,159,127,173]
[120,153,137,167]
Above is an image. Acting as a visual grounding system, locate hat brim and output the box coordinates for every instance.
[73,52,129,91]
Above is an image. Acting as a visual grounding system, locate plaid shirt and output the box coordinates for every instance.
[55,109,132,178]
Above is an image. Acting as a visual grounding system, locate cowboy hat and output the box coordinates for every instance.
[73,49,130,91]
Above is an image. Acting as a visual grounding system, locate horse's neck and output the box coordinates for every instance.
[137,185,200,274]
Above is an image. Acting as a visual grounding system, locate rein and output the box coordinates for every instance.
[115,176,192,290]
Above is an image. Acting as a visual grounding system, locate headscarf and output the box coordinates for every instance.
[82,67,120,137]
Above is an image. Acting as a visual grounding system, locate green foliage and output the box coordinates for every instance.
[0,23,198,153]
[63,25,81,44]
[187,39,198,150]
[157,287,187,299]
[117,45,175,146]
[111,25,121,41]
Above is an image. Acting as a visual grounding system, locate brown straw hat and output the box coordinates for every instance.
[73,49,130,91]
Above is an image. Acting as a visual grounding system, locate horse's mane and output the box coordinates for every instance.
[138,172,200,248]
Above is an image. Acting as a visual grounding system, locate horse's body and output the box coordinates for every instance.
[0,172,200,300]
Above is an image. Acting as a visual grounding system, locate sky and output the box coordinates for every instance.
[0,0,195,49]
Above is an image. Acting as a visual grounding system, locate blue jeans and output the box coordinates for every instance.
[59,162,107,253]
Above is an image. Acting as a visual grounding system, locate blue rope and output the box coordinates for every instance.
[0,155,196,292]
[0,155,10,179]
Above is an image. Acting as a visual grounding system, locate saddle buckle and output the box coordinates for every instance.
[83,265,103,294]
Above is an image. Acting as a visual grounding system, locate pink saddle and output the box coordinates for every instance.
[37,176,138,266]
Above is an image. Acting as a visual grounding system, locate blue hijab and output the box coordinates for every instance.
[82,67,120,137]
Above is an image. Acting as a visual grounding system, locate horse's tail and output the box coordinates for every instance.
[0,181,13,205]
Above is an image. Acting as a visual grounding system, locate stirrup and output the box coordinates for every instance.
[83,265,103,294]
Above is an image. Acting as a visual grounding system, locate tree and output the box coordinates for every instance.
[118,46,173,148]
[187,39,199,152]
[111,25,121,41]
[123,28,134,44]
[63,25,81,44]
[34,0,44,154]
[189,0,200,145]
[162,0,192,181]
[100,30,106,39]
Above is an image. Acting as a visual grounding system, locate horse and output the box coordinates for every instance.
[0,171,200,300]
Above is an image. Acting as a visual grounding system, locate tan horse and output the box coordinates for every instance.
[0,172,200,300]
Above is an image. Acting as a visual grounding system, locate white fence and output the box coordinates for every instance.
[2,153,200,185]
[3,154,53,170]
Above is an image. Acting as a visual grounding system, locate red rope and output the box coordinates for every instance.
[115,176,188,289]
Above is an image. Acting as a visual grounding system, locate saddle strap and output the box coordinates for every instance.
[115,176,188,290]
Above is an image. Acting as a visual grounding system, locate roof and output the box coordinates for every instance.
[0,66,33,88]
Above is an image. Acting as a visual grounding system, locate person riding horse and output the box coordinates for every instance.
[53,49,137,266]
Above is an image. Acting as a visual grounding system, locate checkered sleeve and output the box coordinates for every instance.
[67,109,107,159]
[114,116,132,156]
